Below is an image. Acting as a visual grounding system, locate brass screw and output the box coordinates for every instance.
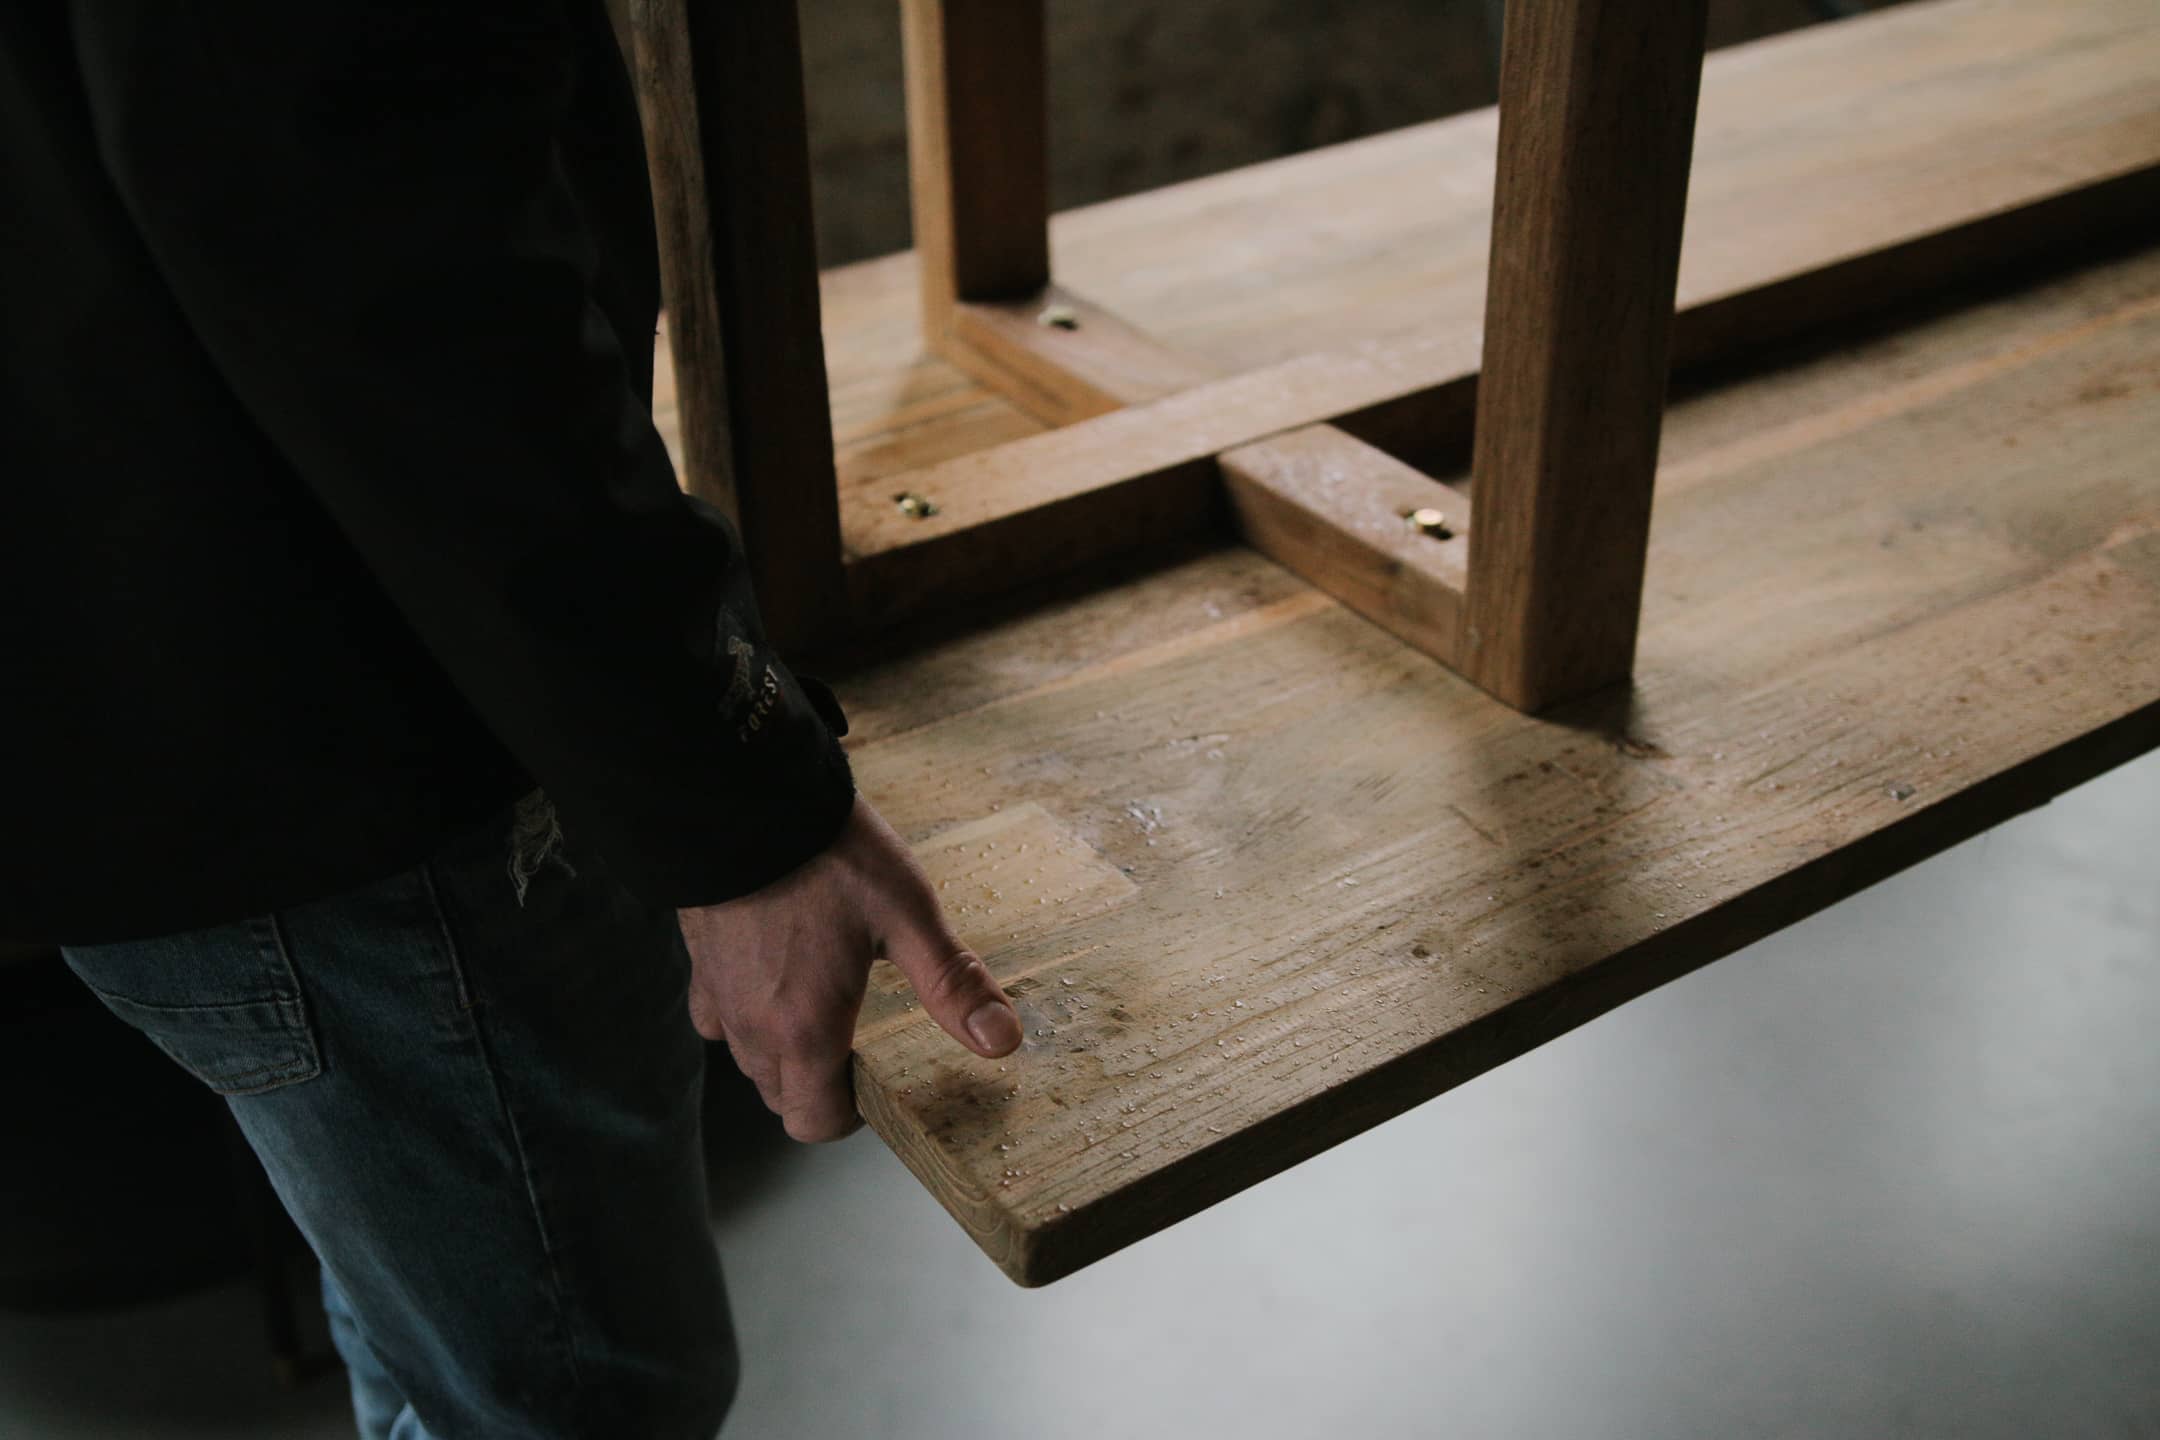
[894,491,939,519]
[1038,304,1081,331]
[1404,506,1453,539]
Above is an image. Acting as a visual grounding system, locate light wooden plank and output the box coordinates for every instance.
[844,171,2157,590]
[799,0,2160,510]
[627,0,2160,1276]
[824,0,2160,616]
[938,286,1479,676]
[837,325,1495,616]
[839,242,2160,1283]
[948,285,1216,427]
[824,256,2160,747]
[781,0,2159,527]
[1054,0,2160,372]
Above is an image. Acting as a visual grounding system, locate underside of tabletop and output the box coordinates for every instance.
[648,0,2160,1284]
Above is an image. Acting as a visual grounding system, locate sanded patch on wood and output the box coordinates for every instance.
[856,802,1139,1046]
[845,245,2160,1284]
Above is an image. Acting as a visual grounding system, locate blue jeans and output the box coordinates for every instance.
[62,795,737,1439]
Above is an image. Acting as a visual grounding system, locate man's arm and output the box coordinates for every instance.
[68,0,846,902]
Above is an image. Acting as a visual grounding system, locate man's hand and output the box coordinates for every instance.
[678,796,1023,1142]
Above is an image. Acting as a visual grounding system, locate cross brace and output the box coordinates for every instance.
[894,0,1707,712]
[623,0,2160,713]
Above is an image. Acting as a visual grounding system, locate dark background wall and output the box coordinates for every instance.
[795,0,1912,267]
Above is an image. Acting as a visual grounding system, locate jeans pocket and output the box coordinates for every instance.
[63,915,322,1097]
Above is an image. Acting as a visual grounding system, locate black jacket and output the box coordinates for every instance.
[1,1,854,944]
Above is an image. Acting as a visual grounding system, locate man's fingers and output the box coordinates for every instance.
[720,1022,784,1116]
[884,921,1021,1059]
[850,801,1020,1058]
[728,1022,861,1143]
[778,1047,862,1144]
[686,980,729,1043]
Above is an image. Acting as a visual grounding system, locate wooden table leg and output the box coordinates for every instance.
[627,0,845,652]
[901,0,1053,334]
[1462,0,1710,710]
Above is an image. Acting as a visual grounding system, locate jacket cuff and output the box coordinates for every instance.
[586,660,858,910]
[796,673,851,738]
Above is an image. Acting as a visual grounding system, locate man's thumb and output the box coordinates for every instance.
[886,921,1021,1059]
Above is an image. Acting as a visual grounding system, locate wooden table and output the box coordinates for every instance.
[655,0,2160,1284]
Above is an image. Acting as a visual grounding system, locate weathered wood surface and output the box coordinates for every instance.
[633,0,2160,1283]
[824,242,2160,1284]
[797,0,2158,616]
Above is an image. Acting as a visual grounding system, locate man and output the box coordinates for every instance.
[0,3,1021,1435]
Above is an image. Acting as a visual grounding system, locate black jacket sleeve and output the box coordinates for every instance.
[66,0,854,906]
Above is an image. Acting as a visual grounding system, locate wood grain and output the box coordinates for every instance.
[843,258,1480,633]
[947,285,1216,427]
[628,0,844,650]
[819,0,2160,625]
[1048,0,2160,374]
[1221,426,1473,668]
[624,0,737,517]
[901,0,1052,330]
[1462,0,1709,710]
[838,166,2160,619]
[938,282,1481,681]
[797,0,2159,517]
[1099,0,1706,709]
[625,0,2160,1277]
[838,242,2160,1284]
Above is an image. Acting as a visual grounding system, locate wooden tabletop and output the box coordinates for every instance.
[656,0,2160,1283]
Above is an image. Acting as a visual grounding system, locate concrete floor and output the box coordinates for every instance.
[4,751,2156,1439]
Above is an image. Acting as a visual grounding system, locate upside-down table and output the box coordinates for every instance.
[623,0,2160,1282]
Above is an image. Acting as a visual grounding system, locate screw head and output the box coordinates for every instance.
[1405,506,1453,539]
[894,491,939,519]
[1038,304,1081,331]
